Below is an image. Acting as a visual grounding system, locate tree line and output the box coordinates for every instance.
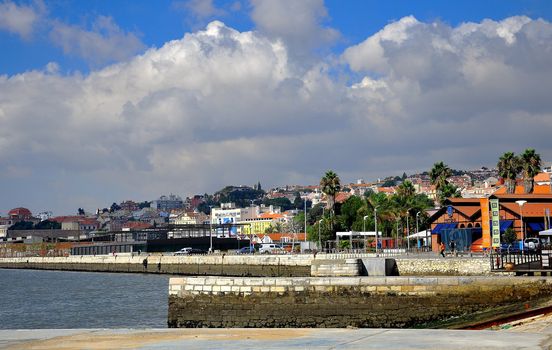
[311,148,543,246]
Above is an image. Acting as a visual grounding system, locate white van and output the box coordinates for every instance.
[259,244,283,254]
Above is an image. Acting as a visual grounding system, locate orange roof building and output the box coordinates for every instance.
[429,192,552,252]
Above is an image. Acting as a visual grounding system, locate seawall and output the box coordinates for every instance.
[168,276,552,328]
[0,254,493,276]
[0,255,311,277]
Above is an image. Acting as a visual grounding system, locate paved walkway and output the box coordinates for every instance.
[1,327,551,349]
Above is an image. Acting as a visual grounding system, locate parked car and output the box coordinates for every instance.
[174,247,207,255]
[238,246,255,254]
[174,247,193,255]
[524,238,541,251]
[259,243,284,254]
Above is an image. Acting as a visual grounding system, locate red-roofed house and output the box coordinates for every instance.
[122,221,152,231]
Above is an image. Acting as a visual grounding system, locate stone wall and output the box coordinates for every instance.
[311,259,361,276]
[395,257,491,276]
[168,276,552,328]
[0,255,492,276]
[0,255,311,277]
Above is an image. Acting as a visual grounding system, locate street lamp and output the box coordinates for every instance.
[318,219,323,252]
[304,198,307,243]
[396,218,400,253]
[516,200,527,246]
[374,208,378,255]
[406,208,412,252]
[416,211,421,250]
[209,205,214,253]
[363,215,369,253]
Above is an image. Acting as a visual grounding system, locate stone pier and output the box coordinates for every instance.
[168,276,552,328]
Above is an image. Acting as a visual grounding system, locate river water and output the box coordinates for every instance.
[0,269,170,329]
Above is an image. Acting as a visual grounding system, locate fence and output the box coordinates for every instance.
[490,251,542,271]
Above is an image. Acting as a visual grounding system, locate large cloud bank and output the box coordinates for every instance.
[1,15,552,213]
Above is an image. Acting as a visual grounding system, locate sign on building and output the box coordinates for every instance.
[490,198,500,248]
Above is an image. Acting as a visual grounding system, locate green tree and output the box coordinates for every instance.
[34,220,61,230]
[320,170,341,238]
[502,227,517,245]
[293,192,303,209]
[319,170,341,234]
[110,202,121,212]
[429,161,452,204]
[137,201,151,209]
[520,148,542,194]
[497,152,521,194]
[307,218,332,248]
[262,197,294,211]
[440,183,461,202]
[9,221,34,230]
[396,180,416,200]
[338,195,364,231]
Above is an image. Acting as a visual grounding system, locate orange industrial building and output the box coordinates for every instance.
[429,182,552,252]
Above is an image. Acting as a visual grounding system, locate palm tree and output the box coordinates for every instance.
[396,180,416,200]
[320,170,341,212]
[520,148,542,193]
[320,170,341,234]
[429,161,452,205]
[497,152,521,194]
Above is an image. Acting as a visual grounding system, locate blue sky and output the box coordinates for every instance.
[2,0,551,75]
[1,0,552,215]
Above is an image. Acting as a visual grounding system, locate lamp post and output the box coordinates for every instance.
[396,218,400,254]
[249,201,255,252]
[209,205,214,253]
[374,208,378,255]
[363,215,369,252]
[249,223,253,253]
[304,197,307,244]
[406,208,412,252]
[318,219,323,252]
[416,211,421,250]
[516,200,527,247]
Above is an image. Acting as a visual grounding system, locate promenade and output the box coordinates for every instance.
[2,324,551,349]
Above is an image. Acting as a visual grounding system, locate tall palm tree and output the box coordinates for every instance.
[320,170,341,232]
[429,161,452,205]
[396,180,416,200]
[520,148,542,194]
[497,152,521,194]
[320,170,341,211]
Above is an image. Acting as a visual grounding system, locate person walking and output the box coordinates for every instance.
[450,239,456,256]
[439,242,446,258]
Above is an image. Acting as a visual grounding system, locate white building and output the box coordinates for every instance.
[0,225,7,238]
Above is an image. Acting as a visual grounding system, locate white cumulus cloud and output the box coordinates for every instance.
[1,16,552,214]
[250,0,339,58]
[49,15,146,66]
[0,0,42,39]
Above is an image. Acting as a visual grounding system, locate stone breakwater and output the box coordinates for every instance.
[168,276,552,328]
[0,254,492,276]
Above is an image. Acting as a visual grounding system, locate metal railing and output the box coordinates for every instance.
[490,251,542,271]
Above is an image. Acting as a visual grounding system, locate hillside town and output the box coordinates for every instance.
[2,151,551,256]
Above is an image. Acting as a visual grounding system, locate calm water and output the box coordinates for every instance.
[0,269,170,329]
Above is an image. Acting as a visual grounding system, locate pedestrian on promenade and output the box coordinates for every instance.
[450,240,456,256]
[439,242,446,258]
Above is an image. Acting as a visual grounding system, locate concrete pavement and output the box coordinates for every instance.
[1,328,551,349]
